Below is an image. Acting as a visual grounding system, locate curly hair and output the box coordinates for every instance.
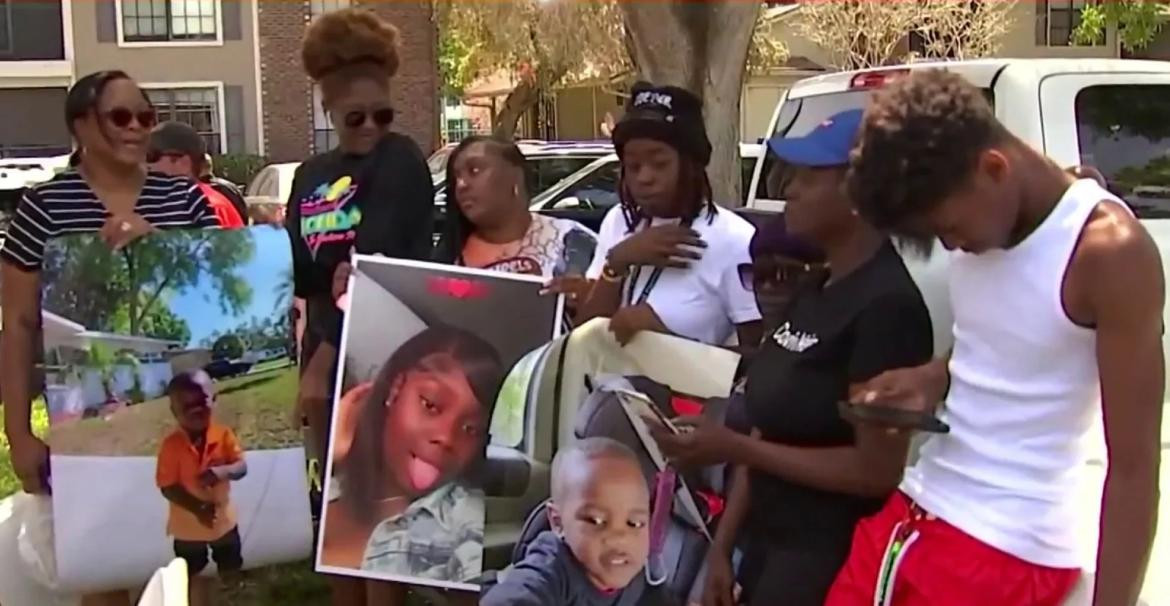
[847,69,1010,236]
[301,7,400,100]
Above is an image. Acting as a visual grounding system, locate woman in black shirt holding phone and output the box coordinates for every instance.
[285,10,433,606]
[652,110,935,605]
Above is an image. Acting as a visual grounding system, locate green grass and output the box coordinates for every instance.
[219,563,330,606]
[0,385,439,605]
[48,367,300,456]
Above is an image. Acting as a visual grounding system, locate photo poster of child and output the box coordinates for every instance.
[317,256,563,591]
[36,226,313,594]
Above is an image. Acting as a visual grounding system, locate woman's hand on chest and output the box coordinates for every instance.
[608,224,706,271]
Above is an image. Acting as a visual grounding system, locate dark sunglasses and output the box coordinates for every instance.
[103,107,158,129]
[342,107,395,129]
[737,259,822,292]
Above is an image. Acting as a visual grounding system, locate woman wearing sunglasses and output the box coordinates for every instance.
[740,216,828,338]
[1,70,218,606]
[651,110,935,606]
[287,7,435,606]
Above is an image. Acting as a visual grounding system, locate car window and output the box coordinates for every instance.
[545,161,621,211]
[529,156,600,195]
[428,148,452,176]
[741,155,762,203]
[248,168,276,198]
[1075,84,1170,219]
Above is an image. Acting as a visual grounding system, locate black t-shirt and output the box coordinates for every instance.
[743,242,933,546]
[285,133,434,347]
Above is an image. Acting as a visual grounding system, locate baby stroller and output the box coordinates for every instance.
[483,319,743,604]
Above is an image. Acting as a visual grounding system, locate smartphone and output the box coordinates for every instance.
[837,401,950,434]
[562,230,595,277]
[614,388,682,434]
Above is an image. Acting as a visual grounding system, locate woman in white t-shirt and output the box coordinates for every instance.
[577,82,762,348]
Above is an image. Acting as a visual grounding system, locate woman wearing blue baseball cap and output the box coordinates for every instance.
[651,110,936,605]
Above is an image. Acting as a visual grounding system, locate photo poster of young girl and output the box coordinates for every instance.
[33,226,312,593]
[317,256,563,591]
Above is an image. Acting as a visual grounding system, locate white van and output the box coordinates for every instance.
[746,58,1170,605]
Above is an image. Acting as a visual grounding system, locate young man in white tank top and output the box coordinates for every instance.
[823,69,1164,606]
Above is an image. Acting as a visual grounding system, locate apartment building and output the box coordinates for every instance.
[72,0,263,156]
[0,0,437,164]
[0,0,74,156]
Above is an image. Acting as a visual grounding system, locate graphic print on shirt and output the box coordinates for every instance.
[300,175,362,259]
[771,321,819,353]
[470,215,596,278]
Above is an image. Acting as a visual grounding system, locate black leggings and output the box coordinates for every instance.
[737,533,852,606]
[174,526,243,576]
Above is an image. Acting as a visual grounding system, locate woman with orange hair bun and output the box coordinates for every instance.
[287,7,435,606]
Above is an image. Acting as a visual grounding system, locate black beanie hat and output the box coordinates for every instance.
[612,81,712,166]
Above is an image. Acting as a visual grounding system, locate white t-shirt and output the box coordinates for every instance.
[587,204,760,345]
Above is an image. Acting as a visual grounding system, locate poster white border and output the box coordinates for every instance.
[314,255,565,592]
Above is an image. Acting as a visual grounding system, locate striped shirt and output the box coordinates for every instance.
[0,170,219,271]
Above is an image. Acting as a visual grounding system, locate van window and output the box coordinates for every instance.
[1075,84,1170,219]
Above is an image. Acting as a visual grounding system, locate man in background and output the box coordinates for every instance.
[200,153,250,221]
[148,122,246,227]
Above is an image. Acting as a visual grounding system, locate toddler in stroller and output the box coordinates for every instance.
[483,374,732,605]
[480,437,675,606]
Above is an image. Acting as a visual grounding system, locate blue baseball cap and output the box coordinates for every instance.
[766,109,864,168]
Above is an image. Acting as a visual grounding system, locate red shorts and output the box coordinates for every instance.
[825,492,1080,606]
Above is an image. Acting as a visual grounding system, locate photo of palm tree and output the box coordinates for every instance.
[36,225,300,455]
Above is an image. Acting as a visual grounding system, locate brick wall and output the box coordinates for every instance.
[257,1,438,163]
[359,0,439,156]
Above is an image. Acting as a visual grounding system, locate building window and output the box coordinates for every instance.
[1037,0,1101,47]
[443,118,476,144]
[310,0,351,17]
[311,86,338,153]
[146,87,222,152]
[0,0,11,54]
[122,0,218,43]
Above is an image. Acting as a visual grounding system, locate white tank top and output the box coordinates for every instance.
[902,179,1124,570]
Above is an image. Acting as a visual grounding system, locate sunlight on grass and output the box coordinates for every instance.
[48,368,299,456]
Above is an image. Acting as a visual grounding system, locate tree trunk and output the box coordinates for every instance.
[492,78,541,141]
[620,2,759,207]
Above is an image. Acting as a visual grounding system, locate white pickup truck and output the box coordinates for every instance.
[745,58,1170,605]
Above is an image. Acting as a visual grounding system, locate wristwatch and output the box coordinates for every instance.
[600,262,628,283]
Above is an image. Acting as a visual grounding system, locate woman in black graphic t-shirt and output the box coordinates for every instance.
[286,8,433,467]
[651,110,935,605]
[285,8,434,606]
